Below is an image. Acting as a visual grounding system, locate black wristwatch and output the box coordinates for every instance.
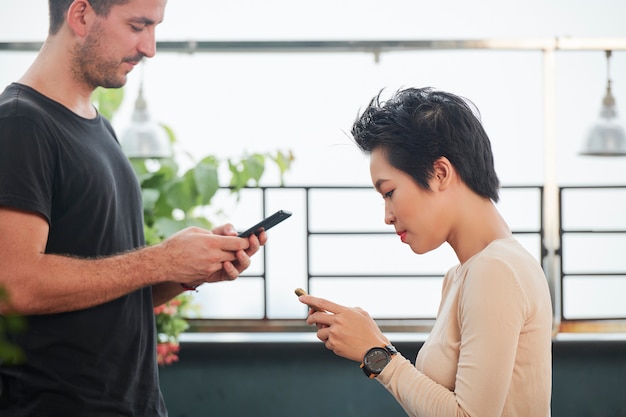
[360,344,398,379]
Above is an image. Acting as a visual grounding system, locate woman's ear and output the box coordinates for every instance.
[66,1,92,38]
[432,157,453,191]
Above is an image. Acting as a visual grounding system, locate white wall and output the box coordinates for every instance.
[1,0,626,188]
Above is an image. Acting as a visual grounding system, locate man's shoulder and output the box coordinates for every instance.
[0,83,51,120]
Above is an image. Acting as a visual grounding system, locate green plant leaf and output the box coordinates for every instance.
[153,190,175,220]
[164,171,198,213]
[193,156,219,205]
[0,288,26,364]
[91,87,124,120]
[244,153,265,185]
[228,159,247,193]
[153,217,186,238]
[274,150,295,174]
[140,160,178,189]
[159,123,177,145]
[141,188,161,210]
[270,150,295,186]
[144,224,163,245]
[129,159,150,176]
[0,342,25,365]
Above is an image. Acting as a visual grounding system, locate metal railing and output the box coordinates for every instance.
[558,186,626,329]
[188,184,548,333]
[186,184,626,335]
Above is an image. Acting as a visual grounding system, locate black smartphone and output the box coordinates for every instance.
[237,210,293,237]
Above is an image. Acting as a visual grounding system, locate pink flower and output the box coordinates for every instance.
[153,294,195,366]
[156,342,180,366]
[153,301,179,316]
[162,305,177,315]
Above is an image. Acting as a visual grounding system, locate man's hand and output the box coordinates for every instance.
[168,224,267,288]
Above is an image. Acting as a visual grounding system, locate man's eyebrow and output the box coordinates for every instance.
[129,17,158,25]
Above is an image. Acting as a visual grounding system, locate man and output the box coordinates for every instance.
[0,1,265,415]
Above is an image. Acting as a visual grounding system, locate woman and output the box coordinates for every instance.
[298,87,552,416]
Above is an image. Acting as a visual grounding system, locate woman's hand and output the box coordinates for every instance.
[298,294,390,362]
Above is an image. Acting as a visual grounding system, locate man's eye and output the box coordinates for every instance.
[130,25,143,32]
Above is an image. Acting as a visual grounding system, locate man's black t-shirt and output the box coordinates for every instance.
[0,83,166,416]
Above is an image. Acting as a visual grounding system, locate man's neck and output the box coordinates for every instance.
[18,38,97,119]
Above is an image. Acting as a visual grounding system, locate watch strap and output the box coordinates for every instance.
[385,344,398,355]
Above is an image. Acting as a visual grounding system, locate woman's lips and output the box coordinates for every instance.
[398,231,407,243]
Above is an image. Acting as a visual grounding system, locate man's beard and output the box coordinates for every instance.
[71,23,143,90]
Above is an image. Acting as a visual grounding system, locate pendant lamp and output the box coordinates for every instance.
[580,50,626,156]
[120,71,172,159]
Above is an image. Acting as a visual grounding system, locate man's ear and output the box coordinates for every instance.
[66,0,92,38]
[432,157,453,191]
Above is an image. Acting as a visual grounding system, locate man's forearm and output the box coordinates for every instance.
[1,244,169,315]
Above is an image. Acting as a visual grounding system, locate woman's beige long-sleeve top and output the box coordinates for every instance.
[377,238,552,417]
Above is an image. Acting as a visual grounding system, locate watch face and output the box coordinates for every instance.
[365,348,390,373]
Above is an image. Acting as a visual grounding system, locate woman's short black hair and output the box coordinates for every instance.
[351,87,500,202]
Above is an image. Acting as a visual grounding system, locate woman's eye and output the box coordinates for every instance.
[383,190,394,199]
